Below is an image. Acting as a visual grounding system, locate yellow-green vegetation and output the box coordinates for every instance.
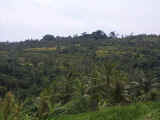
[0,51,8,55]
[96,49,109,57]
[25,47,57,52]
[96,47,127,57]
[75,44,81,47]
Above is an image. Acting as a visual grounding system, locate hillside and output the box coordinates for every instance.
[0,31,160,119]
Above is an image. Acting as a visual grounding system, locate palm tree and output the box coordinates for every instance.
[125,69,160,101]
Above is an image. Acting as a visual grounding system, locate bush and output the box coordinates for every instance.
[62,96,90,114]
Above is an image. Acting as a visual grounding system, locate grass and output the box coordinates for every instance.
[49,102,160,120]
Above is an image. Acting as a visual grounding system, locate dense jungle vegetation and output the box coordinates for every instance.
[0,30,160,120]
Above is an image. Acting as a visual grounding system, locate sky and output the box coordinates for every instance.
[0,0,160,42]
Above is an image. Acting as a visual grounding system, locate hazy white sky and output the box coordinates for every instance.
[0,0,160,41]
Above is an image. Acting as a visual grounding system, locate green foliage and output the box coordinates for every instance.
[0,32,160,119]
[60,96,90,114]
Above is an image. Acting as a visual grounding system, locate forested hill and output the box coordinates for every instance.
[0,30,160,119]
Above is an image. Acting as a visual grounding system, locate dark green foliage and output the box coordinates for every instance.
[42,35,56,41]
